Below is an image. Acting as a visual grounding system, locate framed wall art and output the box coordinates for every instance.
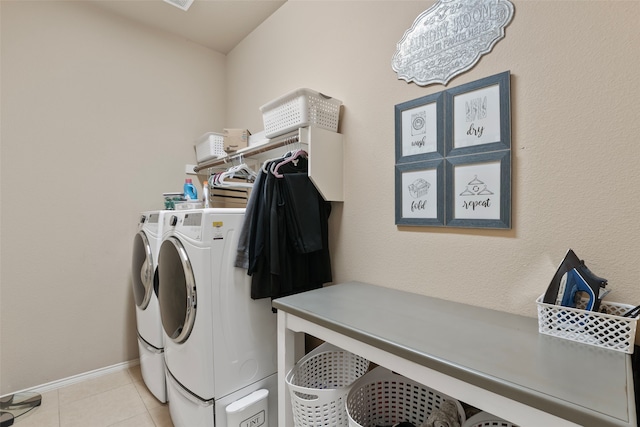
[445,151,511,229]
[394,71,512,229]
[395,92,444,164]
[444,70,511,157]
[395,160,444,226]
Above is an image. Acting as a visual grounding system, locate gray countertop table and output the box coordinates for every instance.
[273,281,637,427]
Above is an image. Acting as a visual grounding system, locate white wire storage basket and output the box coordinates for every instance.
[346,367,466,427]
[194,132,226,163]
[260,88,342,138]
[536,294,638,353]
[286,342,370,427]
[462,411,519,427]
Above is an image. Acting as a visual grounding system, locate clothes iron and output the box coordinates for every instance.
[543,249,608,312]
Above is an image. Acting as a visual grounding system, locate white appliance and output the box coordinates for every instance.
[157,208,277,427]
[131,211,168,403]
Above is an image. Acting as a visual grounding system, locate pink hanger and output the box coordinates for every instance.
[271,149,308,178]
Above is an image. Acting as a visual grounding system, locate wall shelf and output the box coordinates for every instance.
[193,126,344,202]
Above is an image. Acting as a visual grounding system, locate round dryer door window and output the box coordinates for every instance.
[158,237,197,344]
[131,231,154,310]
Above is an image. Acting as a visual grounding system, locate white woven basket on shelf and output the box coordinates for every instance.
[536,294,638,353]
[286,342,370,427]
[346,367,466,427]
[260,88,342,138]
[194,132,226,163]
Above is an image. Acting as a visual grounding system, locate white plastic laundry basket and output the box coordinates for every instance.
[286,342,369,427]
[346,367,465,427]
[462,411,519,427]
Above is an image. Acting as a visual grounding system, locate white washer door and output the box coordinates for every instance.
[158,236,197,344]
[132,231,154,310]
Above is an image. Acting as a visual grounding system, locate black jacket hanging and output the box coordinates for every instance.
[238,154,332,302]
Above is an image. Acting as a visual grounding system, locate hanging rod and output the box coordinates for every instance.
[193,129,301,173]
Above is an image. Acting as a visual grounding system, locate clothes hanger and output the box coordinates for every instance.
[261,139,298,173]
[212,160,257,188]
[271,148,308,178]
[262,151,292,173]
[227,157,257,179]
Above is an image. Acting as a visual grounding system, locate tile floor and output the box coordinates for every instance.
[13,366,174,427]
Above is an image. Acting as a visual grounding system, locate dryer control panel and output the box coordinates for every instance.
[165,212,204,241]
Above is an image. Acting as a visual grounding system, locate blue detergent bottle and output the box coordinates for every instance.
[183,178,198,200]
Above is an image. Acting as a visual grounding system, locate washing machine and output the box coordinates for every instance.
[157,208,277,427]
[131,210,167,403]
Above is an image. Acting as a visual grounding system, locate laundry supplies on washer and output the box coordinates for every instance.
[183,178,197,200]
[202,180,210,208]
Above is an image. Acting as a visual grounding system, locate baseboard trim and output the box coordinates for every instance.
[4,359,140,396]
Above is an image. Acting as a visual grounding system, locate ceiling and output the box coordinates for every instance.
[89,0,287,54]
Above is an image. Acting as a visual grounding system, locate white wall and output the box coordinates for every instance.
[0,1,225,394]
[227,1,640,315]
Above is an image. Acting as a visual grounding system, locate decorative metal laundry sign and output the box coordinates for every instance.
[392,0,514,86]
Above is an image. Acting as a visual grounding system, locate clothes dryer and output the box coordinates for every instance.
[131,210,167,403]
[158,209,277,427]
